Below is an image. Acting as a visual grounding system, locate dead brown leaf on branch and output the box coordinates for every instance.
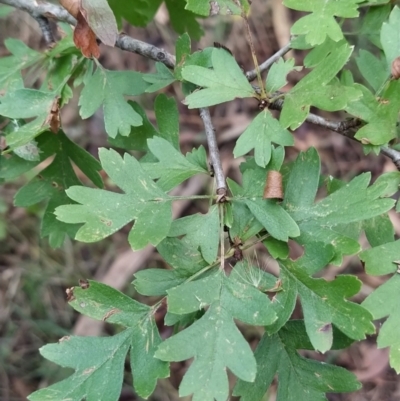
[59,0,117,58]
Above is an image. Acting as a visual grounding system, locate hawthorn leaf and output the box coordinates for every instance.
[142,62,176,93]
[28,333,130,401]
[304,38,346,68]
[142,137,208,191]
[157,263,276,401]
[79,64,148,138]
[108,0,162,27]
[175,33,213,81]
[381,6,400,69]
[55,148,172,249]
[167,205,220,264]
[29,281,169,400]
[356,49,387,92]
[165,0,203,39]
[133,269,186,296]
[263,237,289,259]
[244,199,300,241]
[346,81,400,145]
[0,38,41,93]
[283,0,364,46]
[363,214,395,247]
[278,259,375,353]
[0,89,59,149]
[233,109,294,167]
[185,0,250,16]
[359,239,400,276]
[109,94,179,152]
[265,58,301,93]
[234,321,361,401]
[363,274,400,373]
[4,131,103,248]
[280,43,361,130]
[81,0,118,46]
[360,3,391,48]
[182,48,255,108]
[157,236,209,274]
[284,148,395,261]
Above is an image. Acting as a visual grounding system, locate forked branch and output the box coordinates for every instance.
[1,0,400,170]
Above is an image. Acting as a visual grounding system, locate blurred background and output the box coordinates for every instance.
[1,1,400,400]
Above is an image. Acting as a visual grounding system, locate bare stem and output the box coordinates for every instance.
[269,98,400,171]
[2,0,400,171]
[199,108,227,197]
[35,16,55,45]
[246,41,292,81]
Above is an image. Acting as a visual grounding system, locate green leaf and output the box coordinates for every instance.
[304,38,346,68]
[182,48,255,108]
[381,6,400,69]
[82,0,118,46]
[363,274,400,373]
[143,62,176,93]
[263,237,289,259]
[79,64,148,138]
[133,268,186,296]
[0,39,41,93]
[29,281,169,400]
[28,333,130,401]
[363,214,395,247]
[0,89,57,149]
[356,49,387,92]
[244,199,300,241]
[360,4,391,48]
[280,43,361,130]
[165,0,203,40]
[284,148,395,261]
[156,263,276,401]
[55,148,172,249]
[234,321,361,401]
[346,81,400,145]
[283,0,364,46]
[108,0,162,27]
[109,94,179,152]
[359,239,400,275]
[168,205,220,264]
[265,58,301,93]
[233,110,294,167]
[185,0,250,16]
[5,131,103,248]
[277,259,374,353]
[157,236,209,274]
[142,137,208,191]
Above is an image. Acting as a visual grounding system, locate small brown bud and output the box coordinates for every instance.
[263,170,284,201]
[391,56,400,79]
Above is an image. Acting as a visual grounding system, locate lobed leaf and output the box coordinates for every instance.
[182,48,255,108]
[284,0,364,45]
[234,321,361,401]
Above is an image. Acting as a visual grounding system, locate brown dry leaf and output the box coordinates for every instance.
[263,170,284,200]
[44,96,61,133]
[60,0,100,58]
[74,11,100,58]
[60,0,80,18]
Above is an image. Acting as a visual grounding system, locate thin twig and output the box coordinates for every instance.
[0,0,175,68]
[3,0,400,171]
[35,16,55,45]
[246,41,292,81]
[269,98,400,170]
[199,108,227,197]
